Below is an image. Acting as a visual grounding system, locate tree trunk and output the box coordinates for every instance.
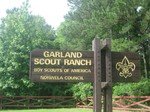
[142,53,148,78]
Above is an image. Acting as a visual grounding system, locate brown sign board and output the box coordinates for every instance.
[101,51,140,82]
[30,50,140,83]
[30,49,94,82]
[111,52,140,82]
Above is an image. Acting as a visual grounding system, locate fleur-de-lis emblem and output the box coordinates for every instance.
[116,56,136,78]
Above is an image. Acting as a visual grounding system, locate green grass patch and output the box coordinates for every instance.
[0,108,93,112]
[0,108,132,112]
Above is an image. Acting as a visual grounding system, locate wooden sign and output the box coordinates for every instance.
[112,52,140,82]
[30,50,140,83]
[29,38,141,112]
[30,49,94,82]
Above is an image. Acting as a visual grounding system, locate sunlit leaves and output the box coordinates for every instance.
[0,1,56,95]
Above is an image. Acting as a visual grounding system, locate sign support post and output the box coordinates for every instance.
[101,38,112,112]
[92,37,101,112]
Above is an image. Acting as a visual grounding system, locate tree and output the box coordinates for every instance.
[60,0,150,77]
[56,0,150,98]
[0,1,58,96]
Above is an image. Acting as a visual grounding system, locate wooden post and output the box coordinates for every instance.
[92,37,101,112]
[102,38,112,112]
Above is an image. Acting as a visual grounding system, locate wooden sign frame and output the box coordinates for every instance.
[29,37,141,112]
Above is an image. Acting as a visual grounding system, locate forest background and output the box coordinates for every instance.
[0,0,150,100]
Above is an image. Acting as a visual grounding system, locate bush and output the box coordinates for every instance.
[70,82,92,100]
[113,78,150,96]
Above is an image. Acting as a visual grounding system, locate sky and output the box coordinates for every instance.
[0,0,70,29]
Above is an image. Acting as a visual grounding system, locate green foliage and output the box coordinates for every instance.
[55,22,84,50]
[70,82,92,100]
[138,39,150,78]
[57,0,150,97]
[0,1,61,96]
[113,78,150,96]
[112,38,138,52]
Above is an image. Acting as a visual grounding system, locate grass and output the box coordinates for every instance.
[0,108,92,112]
[0,108,132,112]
